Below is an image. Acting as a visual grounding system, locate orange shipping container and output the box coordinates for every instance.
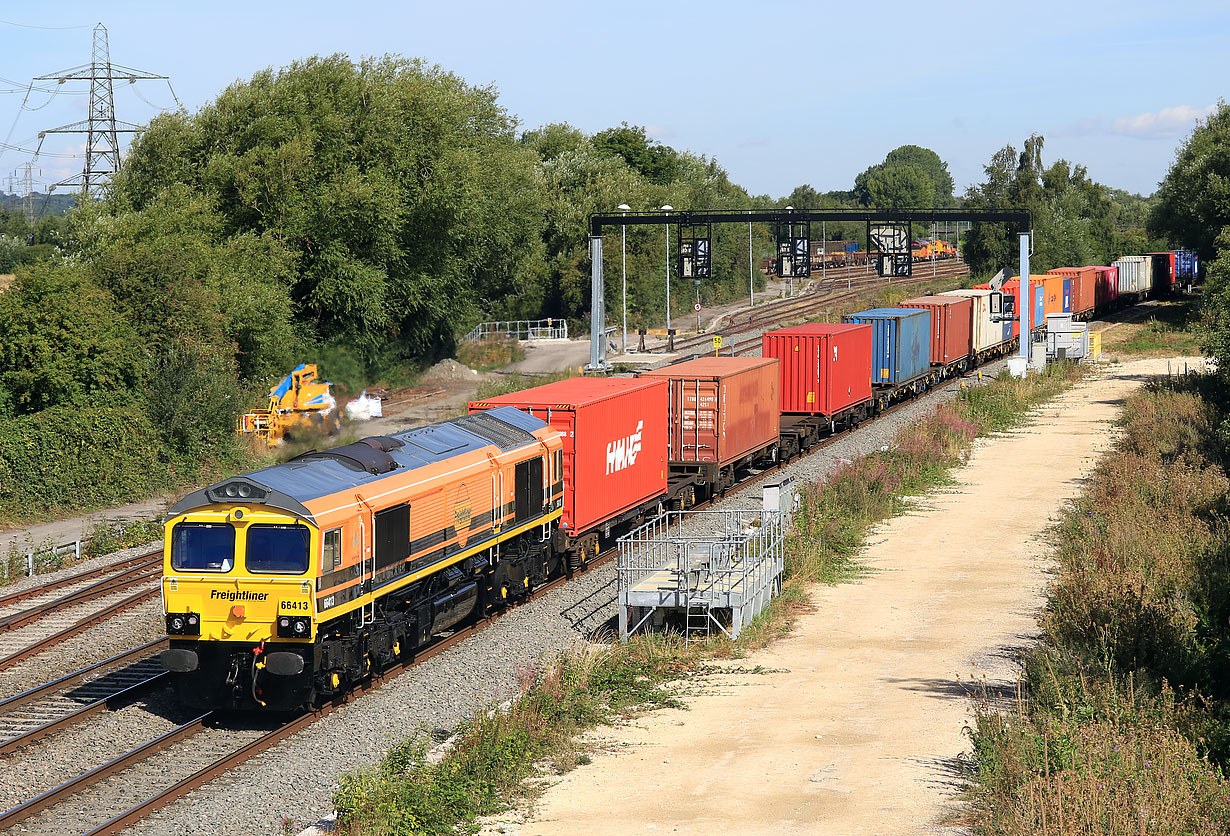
[1046,267,1096,316]
[639,357,780,467]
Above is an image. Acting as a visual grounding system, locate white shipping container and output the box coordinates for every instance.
[1113,256,1146,294]
[940,289,1006,352]
[1140,257,1154,292]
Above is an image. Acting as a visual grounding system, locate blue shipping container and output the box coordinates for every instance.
[1062,278,1073,313]
[842,307,931,384]
[1175,249,1199,281]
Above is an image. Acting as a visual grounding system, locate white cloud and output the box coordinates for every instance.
[1107,104,1216,139]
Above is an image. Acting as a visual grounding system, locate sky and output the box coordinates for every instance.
[0,0,1226,202]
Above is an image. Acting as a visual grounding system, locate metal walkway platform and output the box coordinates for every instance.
[617,479,796,642]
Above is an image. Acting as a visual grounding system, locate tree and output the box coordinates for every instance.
[0,263,141,414]
[884,145,955,206]
[859,164,935,209]
[961,134,1118,276]
[113,54,547,366]
[1150,100,1230,259]
[854,145,953,208]
[1201,228,1230,377]
[592,123,680,186]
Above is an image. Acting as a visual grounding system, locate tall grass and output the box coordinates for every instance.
[965,374,1230,834]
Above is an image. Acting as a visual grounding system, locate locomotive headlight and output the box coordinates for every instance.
[276,615,311,639]
[166,612,200,636]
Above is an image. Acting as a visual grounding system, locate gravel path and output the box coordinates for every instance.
[117,365,1003,836]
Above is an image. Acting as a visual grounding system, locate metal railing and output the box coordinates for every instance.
[616,508,787,642]
[463,319,568,342]
[2,539,82,581]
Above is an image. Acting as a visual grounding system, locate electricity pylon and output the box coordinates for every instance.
[34,23,170,198]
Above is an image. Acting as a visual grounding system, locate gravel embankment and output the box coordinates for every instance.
[124,367,1005,836]
[0,684,198,810]
[0,597,164,702]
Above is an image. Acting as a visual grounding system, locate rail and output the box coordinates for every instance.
[463,318,568,342]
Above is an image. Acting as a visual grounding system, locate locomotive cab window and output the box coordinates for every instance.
[246,524,311,574]
[171,522,235,572]
[321,528,342,572]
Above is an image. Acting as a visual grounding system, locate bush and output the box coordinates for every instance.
[142,341,245,460]
[0,401,166,521]
[455,337,525,372]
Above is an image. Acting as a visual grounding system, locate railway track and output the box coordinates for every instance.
[0,583,160,674]
[0,562,592,836]
[0,551,159,612]
[0,638,169,755]
[0,551,162,675]
[669,262,969,354]
[0,349,1000,835]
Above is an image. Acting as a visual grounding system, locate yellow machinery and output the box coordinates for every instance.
[237,363,340,446]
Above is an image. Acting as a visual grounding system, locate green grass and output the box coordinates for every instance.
[1104,299,1203,357]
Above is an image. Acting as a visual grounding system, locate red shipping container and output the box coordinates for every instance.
[898,295,973,365]
[1046,267,1096,317]
[762,324,872,416]
[1083,265,1118,309]
[468,377,668,539]
[639,357,780,466]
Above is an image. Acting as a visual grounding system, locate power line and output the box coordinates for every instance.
[0,18,91,31]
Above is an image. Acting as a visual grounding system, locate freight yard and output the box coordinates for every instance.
[0,266,1204,833]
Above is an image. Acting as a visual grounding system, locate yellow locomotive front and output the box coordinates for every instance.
[160,477,319,710]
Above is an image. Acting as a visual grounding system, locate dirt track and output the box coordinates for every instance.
[504,357,1204,836]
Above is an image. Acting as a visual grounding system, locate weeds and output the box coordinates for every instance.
[456,337,526,372]
[964,374,1230,834]
[335,637,699,835]
[84,517,164,558]
[473,370,577,402]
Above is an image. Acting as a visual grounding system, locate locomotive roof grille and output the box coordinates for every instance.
[288,436,405,475]
[448,412,538,450]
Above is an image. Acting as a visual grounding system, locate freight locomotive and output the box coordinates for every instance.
[160,247,1194,710]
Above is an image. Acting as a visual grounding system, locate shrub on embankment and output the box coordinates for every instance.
[0,398,254,523]
[965,374,1230,834]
